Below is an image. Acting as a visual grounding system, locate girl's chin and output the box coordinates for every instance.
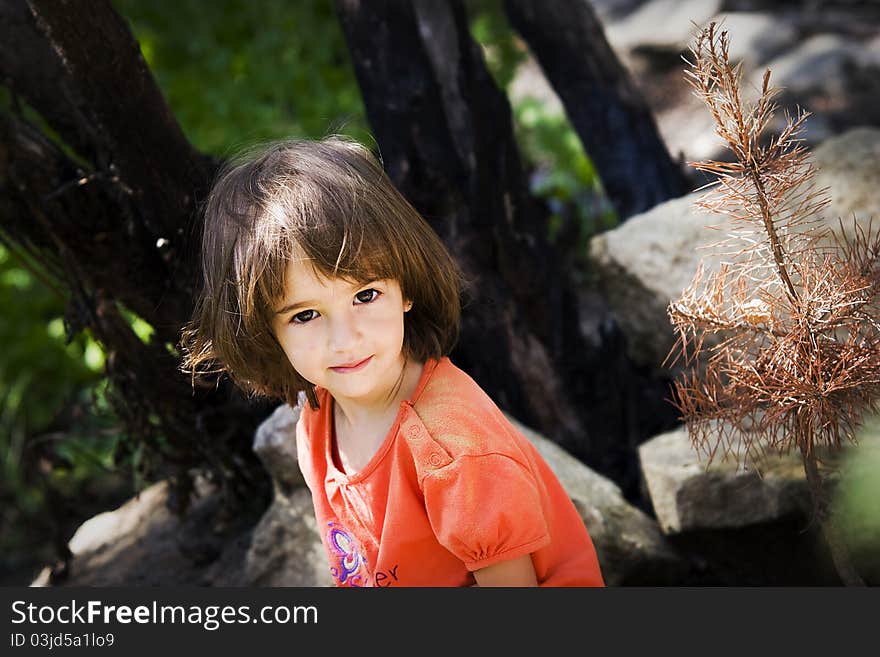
[325,361,405,400]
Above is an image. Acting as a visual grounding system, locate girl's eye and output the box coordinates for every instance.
[355,289,381,304]
[292,309,317,324]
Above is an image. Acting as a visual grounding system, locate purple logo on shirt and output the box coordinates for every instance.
[326,522,367,586]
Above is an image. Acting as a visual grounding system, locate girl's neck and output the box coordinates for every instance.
[333,358,424,431]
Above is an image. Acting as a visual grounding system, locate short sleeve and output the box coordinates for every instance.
[422,453,550,571]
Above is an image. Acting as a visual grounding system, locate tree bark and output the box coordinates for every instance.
[3,0,221,335]
[503,0,688,220]
[0,0,271,518]
[335,0,677,492]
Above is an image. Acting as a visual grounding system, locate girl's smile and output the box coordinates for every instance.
[330,355,373,373]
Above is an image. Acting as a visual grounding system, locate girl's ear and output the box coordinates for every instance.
[404,299,413,312]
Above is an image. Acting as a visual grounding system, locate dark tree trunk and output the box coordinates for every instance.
[504,0,689,220]
[3,0,212,331]
[0,0,271,522]
[335,0,676,494]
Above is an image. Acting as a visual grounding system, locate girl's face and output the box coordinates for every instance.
[272,255,412,411]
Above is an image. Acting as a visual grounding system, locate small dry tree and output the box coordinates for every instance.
[666,23,880,586]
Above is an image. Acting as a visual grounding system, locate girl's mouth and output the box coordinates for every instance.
[330,356,373,373]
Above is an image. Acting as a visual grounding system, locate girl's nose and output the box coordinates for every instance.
[328,311,360,352]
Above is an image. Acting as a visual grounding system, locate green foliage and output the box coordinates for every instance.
[113,0,614,244]
[112,0,370,155]
[834,417,880,581]
[0,242,126,567]
[0,244,101,472]
[466,0,617,250]
[467,0,527,90]
[514,98,617,245]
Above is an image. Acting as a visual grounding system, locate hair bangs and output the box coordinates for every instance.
[271,174,404,292]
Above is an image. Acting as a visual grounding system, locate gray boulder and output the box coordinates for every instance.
[638,426,818,534]
[247,401,331,586]
[751,34,863,97]
[589,127,880,373]
[253,396,306,494]
[636,424,879,585]
[507,416,685,585]
[31,476,258,587]
[588,189,725,369]
[813,127,880,231]
[706,12,797,68]
[243,487,332,587]
[605,0,722,55]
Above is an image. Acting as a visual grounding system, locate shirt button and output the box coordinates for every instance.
[429,453,443,467]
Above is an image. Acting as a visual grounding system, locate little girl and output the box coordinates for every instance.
[180,137,605,587]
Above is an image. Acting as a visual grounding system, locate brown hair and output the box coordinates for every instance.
[179,136,463,409]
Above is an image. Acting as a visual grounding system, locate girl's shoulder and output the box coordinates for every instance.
[414,358,496,417]
[411,358,527,461]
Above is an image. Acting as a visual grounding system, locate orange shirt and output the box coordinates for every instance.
[296,356,605,587]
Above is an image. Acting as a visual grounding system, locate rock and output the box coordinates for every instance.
[813,126,880,234]
[701,12,797,67]
[655,92,725,164]
[637,424,880,585]
[247,402,332,586]
[589,127,880,372]
[243,487,332,587]
[750,34,858,97]
[253,397,306,494]
[588,190,727,368]
[646,16,880,167]
[646,11,797,161]
[605,0,722,55]
[31,476,260,586]
[509,416,687,585]
[30,471,327,588]
[738,34,880,148]
[637,426,820,534]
